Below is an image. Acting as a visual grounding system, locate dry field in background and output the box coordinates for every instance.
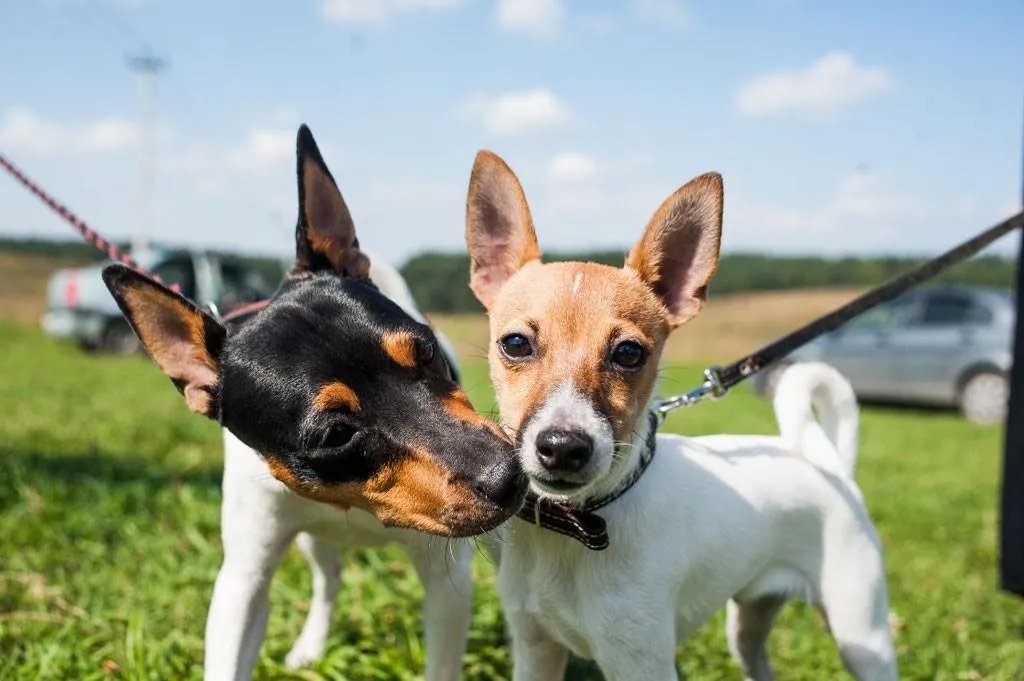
[0,253,91,325]
[0,255,863,363]
[429,287,866,363]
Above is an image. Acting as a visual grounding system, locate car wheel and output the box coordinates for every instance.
[958,371,1009,425]
[101,320,141,356]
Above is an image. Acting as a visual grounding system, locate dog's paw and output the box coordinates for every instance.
[284,638,326,670]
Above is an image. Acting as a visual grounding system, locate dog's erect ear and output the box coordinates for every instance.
[625,172,723,327]
[102,264,226,419]
[465,150,541,310]
[291,124,371,278]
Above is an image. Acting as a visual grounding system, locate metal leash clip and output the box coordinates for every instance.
[655,365,728,421]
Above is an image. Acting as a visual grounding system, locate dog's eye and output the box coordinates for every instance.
[321,423,357,449]
[417,339,436,366]
[610,340,646,370]
[499,333,533,360]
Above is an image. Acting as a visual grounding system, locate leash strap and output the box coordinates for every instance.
[515,412,659,550]
[658,208,1024,414]
[0,151,179,292]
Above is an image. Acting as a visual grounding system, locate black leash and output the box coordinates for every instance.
[656,207,1024,417]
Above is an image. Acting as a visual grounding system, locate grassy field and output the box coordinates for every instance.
[1,313,1023,679]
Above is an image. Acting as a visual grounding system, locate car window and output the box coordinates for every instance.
[964,302,994,325]
[916,294,976,327]
[842,297,915,332]
[217,258,285,312]
[151,255,197,299]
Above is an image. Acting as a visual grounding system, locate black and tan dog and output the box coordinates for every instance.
[102,126,526,680]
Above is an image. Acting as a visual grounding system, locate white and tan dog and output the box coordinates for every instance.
[463,152,898,680]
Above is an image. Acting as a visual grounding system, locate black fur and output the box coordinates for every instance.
[101,124,526,536]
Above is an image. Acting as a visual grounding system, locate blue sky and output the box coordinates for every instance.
[1,0,1022,265]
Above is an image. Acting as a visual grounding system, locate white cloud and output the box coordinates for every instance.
[455,88,570,135]
[496,0,563,38]
[0,108,139,155]
[548,152,597,184]
[223,129,294,173]
[164,127,298,195]
[322,0,464,25]
[632,0,689,28]
[40,0,148,8]
[725,172,933,253]
[735,52,893,119]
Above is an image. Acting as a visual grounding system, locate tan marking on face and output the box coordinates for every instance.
[264,448,493,536]
[488,261,669,441]
[381,330,417,368]
[443,389,510,440]
[313,382,360,411]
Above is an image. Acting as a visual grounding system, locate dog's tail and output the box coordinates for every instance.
[772,361,859,478]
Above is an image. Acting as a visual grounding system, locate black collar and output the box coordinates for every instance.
[514,411,659,551]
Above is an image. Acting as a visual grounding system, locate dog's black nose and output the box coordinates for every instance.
[536,428,593,473]
[471,456,527,509]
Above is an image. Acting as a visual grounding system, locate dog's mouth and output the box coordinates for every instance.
[530,475,588,495]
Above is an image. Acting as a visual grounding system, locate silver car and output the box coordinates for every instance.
[749,285,1015,424]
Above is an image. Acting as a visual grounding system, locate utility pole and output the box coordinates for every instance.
[125,47,165,254]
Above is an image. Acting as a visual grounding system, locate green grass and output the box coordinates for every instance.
[1,320,1022,680]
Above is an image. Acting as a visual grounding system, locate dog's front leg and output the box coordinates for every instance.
[204,527,294,680]
[507,612,570,681]
[411,540,474,681]
[204,451,299,681]
[284,532,342,670]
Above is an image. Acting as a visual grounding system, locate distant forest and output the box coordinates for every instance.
[2,237,1017,314]
[400,250,1019,313]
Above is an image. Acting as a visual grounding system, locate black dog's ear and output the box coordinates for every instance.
[291,124,371,278]
[102,264,226,419]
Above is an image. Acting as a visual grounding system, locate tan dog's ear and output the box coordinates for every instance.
[625,172,723,327]
[291,124,371,279]
[102,264,226,419]
[465,150,541,310]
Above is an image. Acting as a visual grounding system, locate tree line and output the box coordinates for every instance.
[400,250,1018,313]
[2,237,1016,314]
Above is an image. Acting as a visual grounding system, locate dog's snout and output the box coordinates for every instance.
[536,428,593,473]
[471,456,528,510]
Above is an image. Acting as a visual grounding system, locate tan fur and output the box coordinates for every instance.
[466,151,723,445]
[465,151,542,309]
[266,449,486,536]
[443,389,509,439]
[488,262,668,442]
[313,382,360,412]
[301,157,371,278]
[380,330,418,368]
[625,172,723,327]
[119,283,219,417]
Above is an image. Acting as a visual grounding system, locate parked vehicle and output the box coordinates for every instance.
[749,285,1015,425]
[42,248,290,354]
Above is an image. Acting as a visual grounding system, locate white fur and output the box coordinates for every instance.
[497,361,898,680]
[517,381,615,497]
[203,255,474,681]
